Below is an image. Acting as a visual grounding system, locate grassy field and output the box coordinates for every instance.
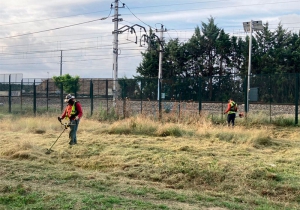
[0,113,300,209]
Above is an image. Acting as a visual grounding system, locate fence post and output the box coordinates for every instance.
[198,77,202,114]
[90,79,93,116]
[60,83,63,112]
[158,79,162,120]
[295,74,299,125]
[33,79,36,115]
[74,80,78,99]
[178,79,181,119]
[21,79,23,112]
[140,79,143,114]
[122,79,126,119]
[8,75,11,113]
[244,75,248,113]
[106,79,108,114]
[269,75,272,123]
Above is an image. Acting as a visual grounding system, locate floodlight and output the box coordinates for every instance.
[252,21,263,30]
[243,22,251,32]
[243,20,263,32]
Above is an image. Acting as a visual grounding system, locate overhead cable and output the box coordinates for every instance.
[0,17,108,40]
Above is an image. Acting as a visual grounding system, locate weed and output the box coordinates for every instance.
[272,115,295,126]
[96,102,119,121]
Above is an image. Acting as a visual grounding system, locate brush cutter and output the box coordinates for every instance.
[45,118,70,154]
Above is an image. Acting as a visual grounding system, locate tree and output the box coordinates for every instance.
[229,36,247,74]
[216,29,231,76]
[53,74,80,95]
[162,38,187,78]
[118,77,140,99]
[136,29,163,78]
[290,33,300,73]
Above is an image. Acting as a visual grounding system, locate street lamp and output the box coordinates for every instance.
[243,20,263,113]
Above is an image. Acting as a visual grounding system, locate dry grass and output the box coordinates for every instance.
[0,115,300,209]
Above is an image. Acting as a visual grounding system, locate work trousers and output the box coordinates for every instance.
[227,113,236,127]
[69,119,80,144]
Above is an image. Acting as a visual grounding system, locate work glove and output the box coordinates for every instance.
[57,117,62,122]
[75,116,79,121]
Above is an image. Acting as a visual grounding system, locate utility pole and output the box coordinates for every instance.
[247,21,252,113]
[156,24,166,100]
[112,0,124,106]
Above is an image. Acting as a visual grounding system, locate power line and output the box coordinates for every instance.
[0,54,142,65]
[0,34,115,49]
[0,0,286,28]
[0,41,142,57]
[1,23,298,56]
[1,1,297,44]
[127,0,230,9]
[0,0,228,28]
[0,1,298,42]
[1,19,297,43]
[0,9,112,27]
[120,0,300,16]
[0,17,108,40]
[120,1,154,30]
[0,47,145,61]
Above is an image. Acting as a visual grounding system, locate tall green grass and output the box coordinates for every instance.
[210,112,298,127]
[95,102,119,121]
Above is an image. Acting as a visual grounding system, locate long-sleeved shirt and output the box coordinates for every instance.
[61,101,83,120]
[224,101,237,114]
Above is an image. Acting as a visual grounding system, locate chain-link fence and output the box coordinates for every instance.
[0,74,299,123]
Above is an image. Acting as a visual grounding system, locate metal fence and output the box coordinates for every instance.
[0,74,299,123]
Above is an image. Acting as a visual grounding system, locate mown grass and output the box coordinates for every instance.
[0,114,300,209]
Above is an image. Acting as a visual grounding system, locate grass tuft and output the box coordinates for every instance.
[272,115,295,126]
[156,124,182,137]
[251,135,273,148]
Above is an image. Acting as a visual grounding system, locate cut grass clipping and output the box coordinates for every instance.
[0,115,299,209]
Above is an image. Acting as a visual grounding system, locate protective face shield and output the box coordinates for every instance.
[64,94,75,103]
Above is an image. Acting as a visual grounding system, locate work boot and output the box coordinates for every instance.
[69,141,76,145]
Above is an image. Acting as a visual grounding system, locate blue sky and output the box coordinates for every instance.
[0,0,299,80]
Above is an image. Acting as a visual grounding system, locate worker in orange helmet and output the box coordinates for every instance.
[58,94,83,146]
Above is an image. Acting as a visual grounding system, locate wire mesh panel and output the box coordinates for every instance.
[0,74,299,123]
[0,73,23,83]
[250,74,297,119]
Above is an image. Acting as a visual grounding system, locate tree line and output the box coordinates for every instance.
[127,17,300,102]
[137,16,300,78]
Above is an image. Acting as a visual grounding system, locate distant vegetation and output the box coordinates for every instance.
[52,74,80,95]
